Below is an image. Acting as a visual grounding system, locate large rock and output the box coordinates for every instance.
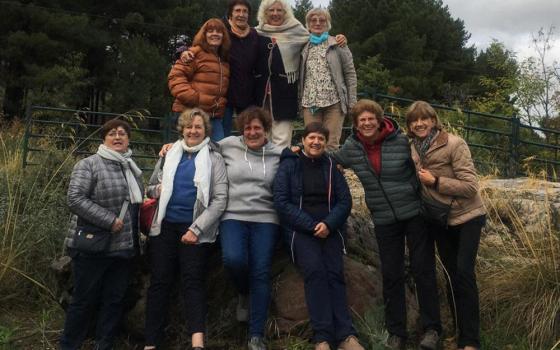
[480,178,560,235]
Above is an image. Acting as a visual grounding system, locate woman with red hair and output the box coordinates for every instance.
[168,18,231,141]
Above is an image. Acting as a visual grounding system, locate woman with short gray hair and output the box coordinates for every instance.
[299,8,357,150]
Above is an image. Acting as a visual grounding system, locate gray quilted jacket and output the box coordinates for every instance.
[332,118,422,225]
[65,154,143,254]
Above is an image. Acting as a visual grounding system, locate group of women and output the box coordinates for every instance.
[60,1,486,350]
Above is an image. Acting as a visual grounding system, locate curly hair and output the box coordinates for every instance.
[257,0,295,27]
[236,106,273,133]
[350,99,384,127]
[176,108,212,138]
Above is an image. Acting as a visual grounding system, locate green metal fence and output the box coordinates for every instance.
[369,93,560,180]
[22,98,560,180]
[22,106,177,172]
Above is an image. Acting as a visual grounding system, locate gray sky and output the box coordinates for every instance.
[289,0,560,62]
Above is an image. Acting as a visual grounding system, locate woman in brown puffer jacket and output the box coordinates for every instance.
[168,18,231,141]
[406,101,486,350]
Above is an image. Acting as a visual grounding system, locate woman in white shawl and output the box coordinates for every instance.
[143,108,228,350]
[253,0,346,149]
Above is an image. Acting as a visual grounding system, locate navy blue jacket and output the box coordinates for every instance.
[273,149,352,235]
[253,35,299,121]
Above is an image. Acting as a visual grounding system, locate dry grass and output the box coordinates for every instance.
[478,177,560,349]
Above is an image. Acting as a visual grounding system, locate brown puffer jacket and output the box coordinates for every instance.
[168,46,230,117]
[411,130,486,226]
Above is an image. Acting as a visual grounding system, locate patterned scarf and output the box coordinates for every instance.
[256,17,309,83]
[413,128,438,160]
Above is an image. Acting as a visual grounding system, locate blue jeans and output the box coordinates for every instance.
[219,219,280,337]
[210,117,225,142]
[222,106,234,137]
[60,255,133,350]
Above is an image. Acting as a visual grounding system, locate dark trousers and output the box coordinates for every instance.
[144,220,210,347]
[60,255,133,350]
[375,214,441,339]
[434,215,485,349]
[292,231,356,344]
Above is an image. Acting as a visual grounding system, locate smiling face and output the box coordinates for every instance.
[230,4,250,29]
[103,126,129,153]
[243,118,266,150]
[266,1,286,26]
[409,116,436,139]
[356,111,382,142]
[205,28,224,48]
[302,132,327,158]
[183,115,207,146]
[308,14,328,35]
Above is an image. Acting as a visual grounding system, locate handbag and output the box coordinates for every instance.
[140,198,158,235]
[421,195,452,227]
[73,200,129,253]
[74,224,112,253]
[140,157,165,235]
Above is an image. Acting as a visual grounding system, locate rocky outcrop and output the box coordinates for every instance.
[480,178,560,235]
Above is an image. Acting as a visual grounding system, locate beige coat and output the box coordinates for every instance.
[411,130,486,226]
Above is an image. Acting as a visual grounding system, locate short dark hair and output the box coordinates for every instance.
[302,122,329,140]
[236,106,272,133]
[101,119,131,140]
[227,0,252,19]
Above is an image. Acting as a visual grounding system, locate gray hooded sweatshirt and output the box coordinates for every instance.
[219,136,284,224]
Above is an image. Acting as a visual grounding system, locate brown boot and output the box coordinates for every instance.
[337,335,365,350]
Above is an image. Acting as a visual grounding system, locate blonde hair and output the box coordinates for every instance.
[305,8,332,31]
[405,101,442,137]
[257,0,295,27]
[177,108,212,138]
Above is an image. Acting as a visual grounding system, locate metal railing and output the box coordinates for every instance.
[368,92,560,180]
[23,98,560,180]
[22,106,177,172]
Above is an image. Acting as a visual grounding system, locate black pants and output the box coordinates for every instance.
[375,214,442,339]
[144,220,211,347]
[292,231,356,344]
[434,215,485,349]
[60,255,133,350]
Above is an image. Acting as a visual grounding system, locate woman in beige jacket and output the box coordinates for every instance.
[406,101,486,350]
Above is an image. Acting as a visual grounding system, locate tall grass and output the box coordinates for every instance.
[0,121,73,305]
[478,178,560,349]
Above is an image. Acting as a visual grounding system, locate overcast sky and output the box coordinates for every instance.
[289,0,560,63]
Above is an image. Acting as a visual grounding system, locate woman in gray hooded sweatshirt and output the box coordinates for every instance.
[218,106,284,350]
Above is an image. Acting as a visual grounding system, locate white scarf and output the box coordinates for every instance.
[157,137,213,224]
[256,18,309,83]
[97,144,143,204]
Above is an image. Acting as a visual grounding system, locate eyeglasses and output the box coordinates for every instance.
[309,18,327,24]
[106,131,128,138]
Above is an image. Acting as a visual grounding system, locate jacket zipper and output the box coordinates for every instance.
[355,137,399,222]
[216,55,223,118]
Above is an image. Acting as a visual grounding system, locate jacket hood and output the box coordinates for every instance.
[280,147,299,160]
[351,116,401,143]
